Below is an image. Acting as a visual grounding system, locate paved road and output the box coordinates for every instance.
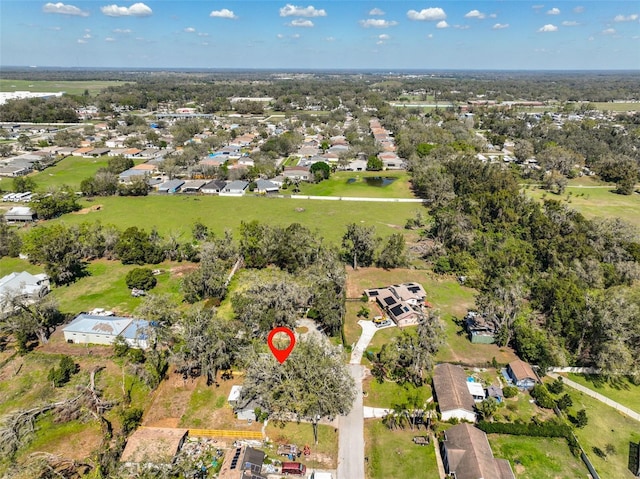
[548,373,640,422]
[337,364,365,479]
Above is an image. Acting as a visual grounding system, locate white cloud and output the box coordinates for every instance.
[43,2,89,16]
[427,33,433,39]
[547,7,560,15]
[613,14,639,22]
[407,8,446,21]
[209,9,237,19]
[378,34,390,40]
[184,27,195,33]
[77,38,87,43]
[436,20,449,29]
[538,24,558,32]
[573,6,584,13]
[101,3,152,17]
[276,33,284,39]
[602,28,616,35]
[288,19,314,27]
[359,18,397,28]
[489,13,497,18]
[291,33,301,39]
[369,8,385,16]
[465,10,485,19]
[325,36,335,41]
[532,5,545,10]
[492,23,509,29]
[279,4,326,17]
[454,24,470,30]
[105,37,115,41]
[561,20,579,26]
[83,33,91,39]
[49,26,62,30]
[198,32,209,37]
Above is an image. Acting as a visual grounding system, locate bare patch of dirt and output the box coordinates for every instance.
[37,328,112,358]
[142,371,199,427]
[73,204,103,214]
[170,264,199,278]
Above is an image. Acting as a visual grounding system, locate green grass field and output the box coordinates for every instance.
[593,102,640,112]
[49,259,184,316]
[566,374,640,413]
[0,79,124,96]
[51,195,418,244]
[565,387,640,478]
[365,419,438,479]
[488,435,587,478]
[524,182,640,228]
[297,171,415,198]
[363,377,432,409]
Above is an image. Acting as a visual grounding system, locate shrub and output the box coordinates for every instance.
[531,384,555,409]
[125,267,157,291]
[503,386,519,398]
[120,407,143,435]
[547,376,565,394]
[47,355,77,387]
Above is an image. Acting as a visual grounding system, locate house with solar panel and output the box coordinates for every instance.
[364,282,428,327]
[62,313,151,349]
[218,446,267,479]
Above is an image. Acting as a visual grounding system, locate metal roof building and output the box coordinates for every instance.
[63,314,150,349]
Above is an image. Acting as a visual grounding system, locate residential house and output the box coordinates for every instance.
[507,360,537,390]
[158,179,185,194]
[486,385,504,403]
[4,206,36,222]
[201,179,227,194]
[282,166,311,181]
[73,147,94,158]
[63,314,150,349]
[441,423,515,479]
[181,180,208,193]
[120,427,188,466]
[0,271,50,314]
[218,446,267,479]
[228,385,260,421]
[87,148,110,157]
[220,180,249,196]
[466,380,486,402]
[345,158,367,171]
[118,168,148,184]
[364,282,427,327]
[432,363,477,423]
[255,179,279,194]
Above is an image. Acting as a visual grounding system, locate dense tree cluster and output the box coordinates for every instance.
[0,96,79,123]
[411,154,640,380]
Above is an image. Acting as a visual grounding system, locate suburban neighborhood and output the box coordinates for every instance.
[1,66,639,479]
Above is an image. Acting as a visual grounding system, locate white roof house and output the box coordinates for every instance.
[63,314,150,349]
[0,272,50,313]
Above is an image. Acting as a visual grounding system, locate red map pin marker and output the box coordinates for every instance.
[267,326,296,364]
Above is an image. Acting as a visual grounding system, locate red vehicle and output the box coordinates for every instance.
[281,462,307,475]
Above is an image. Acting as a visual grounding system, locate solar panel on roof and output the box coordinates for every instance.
[390,305,405,316]
[383,296,397,306]
[408,286,420,293]
[368,290,379,296]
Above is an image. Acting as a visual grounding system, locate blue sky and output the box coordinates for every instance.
[1,1,639,69]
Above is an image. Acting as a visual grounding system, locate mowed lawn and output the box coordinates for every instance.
[52,195,419,244]
[297,171,415,198]
[524,182,640,228]
[50,259,185,315]
[365,419,438,479]
[27,155,111,192]
[566,373,640,413]
[0,79,124,96]
[488,435,587,479]
[565,387,640,478]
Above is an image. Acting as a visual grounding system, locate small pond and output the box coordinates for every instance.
[363,176,397,187]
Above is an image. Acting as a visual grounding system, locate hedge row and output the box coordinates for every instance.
[477,421,572,438]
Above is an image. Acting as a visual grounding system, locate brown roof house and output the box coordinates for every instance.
[432,363,477,423]
[507,359,537,390]
[120,427,188,466]
[365,282,427,327]
[441,423,515,479]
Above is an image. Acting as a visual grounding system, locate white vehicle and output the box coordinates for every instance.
[2,193,13,202]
